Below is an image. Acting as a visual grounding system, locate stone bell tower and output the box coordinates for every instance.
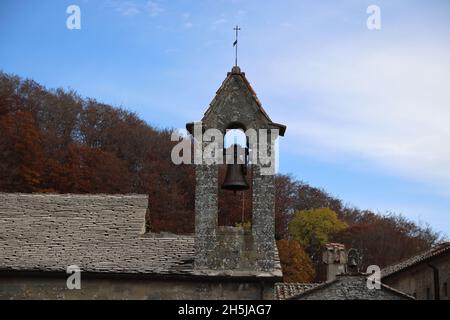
[187,66,286,273]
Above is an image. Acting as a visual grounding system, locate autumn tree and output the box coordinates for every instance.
[0,111,44,192]
[79,100,160,192]
[144,130,195,234]
[293,182,343,217]
[277,239,315,283]
[274,174,297,239]
[332,212,440,269]
[289,208,348,257]
[0,70,442,264]
[38,88,82,154]
[0,73,22,117]
[64,143,132,194]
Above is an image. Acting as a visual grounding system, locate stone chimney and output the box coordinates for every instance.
[322,243,347,281]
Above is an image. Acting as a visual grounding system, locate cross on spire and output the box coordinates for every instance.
[233,25,241,67]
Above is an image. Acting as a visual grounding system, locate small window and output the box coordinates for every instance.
[444,282,448,297]
[426,288,431,300]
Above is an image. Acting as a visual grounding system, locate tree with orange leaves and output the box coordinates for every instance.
[63,143,132,194]
[0,111,44,192]
[277,239,315,283]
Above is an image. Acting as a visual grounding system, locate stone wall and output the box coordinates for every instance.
[383,254,450,300]
[0,274,275,300]
[194,164,218,269]
[295,275,410,300]
[201,226,256,270]
[192,67,280,272]
[251,165,275,271]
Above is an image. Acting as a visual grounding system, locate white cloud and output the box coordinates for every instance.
[109,1,140,16]
[181,12,193,29]
[256,37,450,195]
[106,0,162,17]
[211,17,227,30]
[146,0,163,17]
[213,18,227,25]
[280,22,294,28]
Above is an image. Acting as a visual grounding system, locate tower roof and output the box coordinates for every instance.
[187,66,286,136]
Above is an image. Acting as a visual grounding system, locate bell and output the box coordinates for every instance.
[221,144,249,191]
[222,163,249,191]
[347,249,359,273]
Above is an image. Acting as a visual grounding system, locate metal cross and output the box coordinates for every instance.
[233,25,241,67]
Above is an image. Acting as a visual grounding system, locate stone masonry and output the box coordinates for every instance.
[188,66,286,272]
[289,275,413,300]
[0,66,286,300]
[0,193,282,299]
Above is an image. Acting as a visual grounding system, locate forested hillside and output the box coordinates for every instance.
[0,71,442,280]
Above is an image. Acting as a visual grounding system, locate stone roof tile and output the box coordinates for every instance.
[0,194,194,275]
[0,193,282,278]
[381,242,450,278]
[274,283,322,300]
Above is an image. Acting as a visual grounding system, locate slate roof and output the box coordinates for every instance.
[281,275,414,300]
[0,193,195,275]
[187,66,286,136]
[381,242,450,279]
[0,193,282,278]
[274,283,322,300]
[204,66,272,122]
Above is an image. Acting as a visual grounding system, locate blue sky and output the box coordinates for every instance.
[1,0,449,237]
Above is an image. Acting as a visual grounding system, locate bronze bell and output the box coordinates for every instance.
[221,144,249,191]
[347,248,359,273]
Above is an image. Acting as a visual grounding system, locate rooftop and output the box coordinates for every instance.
[186,66,286,136]
[278,274,414,300]
[275,283,322,300]
[0,193,281,278]
[382,242,450,278]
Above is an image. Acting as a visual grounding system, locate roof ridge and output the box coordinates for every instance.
[203,67,272,123]
[382,242,450,278]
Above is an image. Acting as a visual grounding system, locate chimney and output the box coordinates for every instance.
[322,243,347,281]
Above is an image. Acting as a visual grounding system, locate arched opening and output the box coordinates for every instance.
[218,126,252,227]
[224,128,247,149]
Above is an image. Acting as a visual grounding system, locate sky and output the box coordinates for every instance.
[1,0,449,237]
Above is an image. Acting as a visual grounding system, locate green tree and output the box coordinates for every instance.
[289,208,348,251]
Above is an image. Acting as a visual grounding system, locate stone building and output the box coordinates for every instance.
[0,66,286,300]
[275,243,413,300]
[382,242,450,300]
[186,65,285,274]
[282,274,413,300]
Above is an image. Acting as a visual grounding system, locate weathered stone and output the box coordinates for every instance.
[189,67,286,273]
[0,276,275,300]
[287,274,413,300]
[382,242,450,300]
[0,67,285,300]
[0,193,196,275]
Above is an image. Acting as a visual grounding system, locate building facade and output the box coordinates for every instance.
[0,66,285,300]
[276,243,413,300]
[382,242,450,300]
